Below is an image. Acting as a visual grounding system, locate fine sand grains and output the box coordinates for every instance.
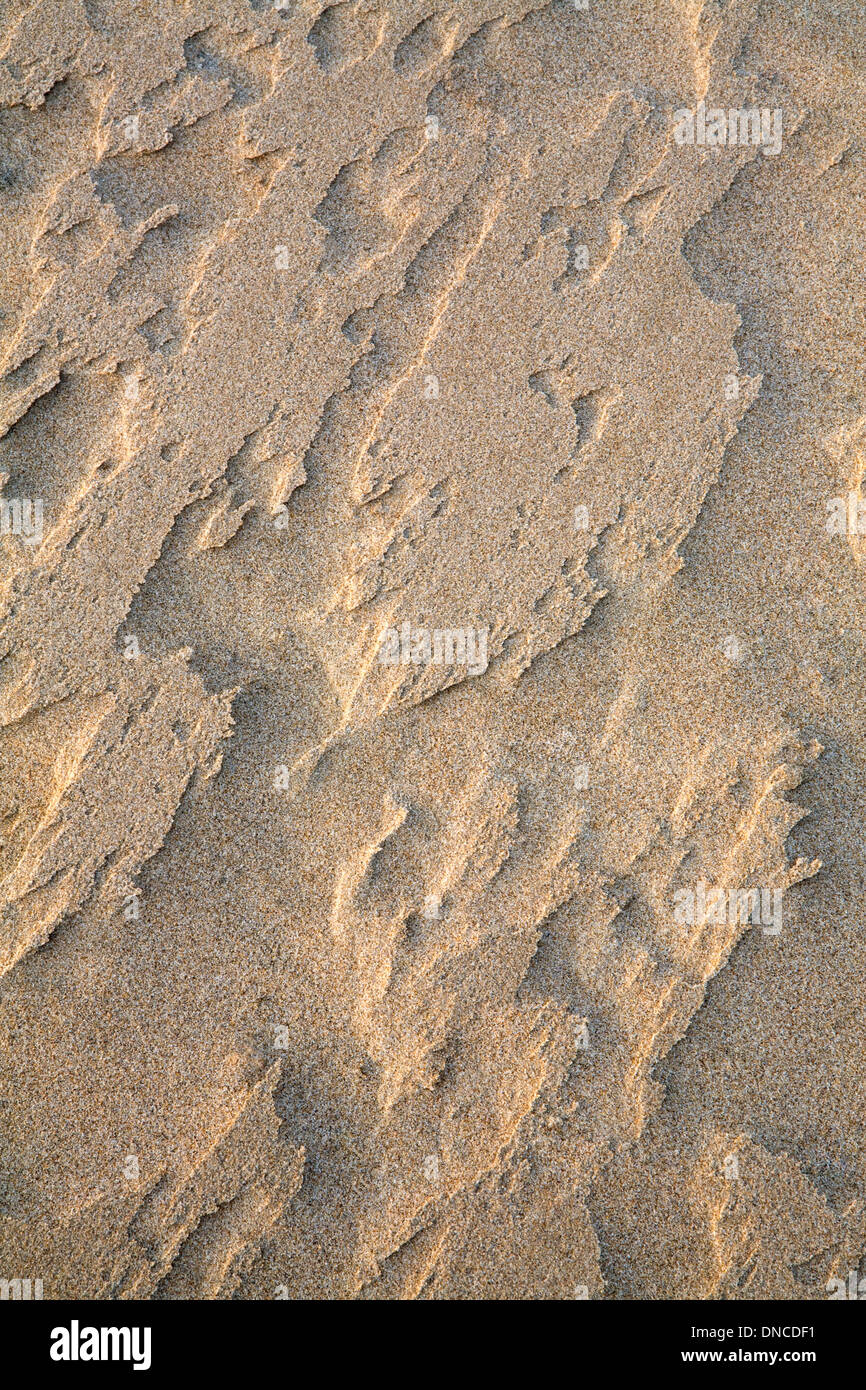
[0,0,864,1299]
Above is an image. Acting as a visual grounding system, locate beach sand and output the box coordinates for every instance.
[1,0,865,1299]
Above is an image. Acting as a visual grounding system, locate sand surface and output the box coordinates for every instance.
[0,0,865,1300]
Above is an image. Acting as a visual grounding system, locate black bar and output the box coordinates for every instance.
[3,1298,860,1377]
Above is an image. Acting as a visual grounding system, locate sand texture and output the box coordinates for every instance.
[0,0,865,1301]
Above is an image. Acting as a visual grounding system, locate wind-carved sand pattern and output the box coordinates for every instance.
[0,0,865,1304]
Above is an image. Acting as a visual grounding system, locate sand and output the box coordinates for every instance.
[0,0,864,1301]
